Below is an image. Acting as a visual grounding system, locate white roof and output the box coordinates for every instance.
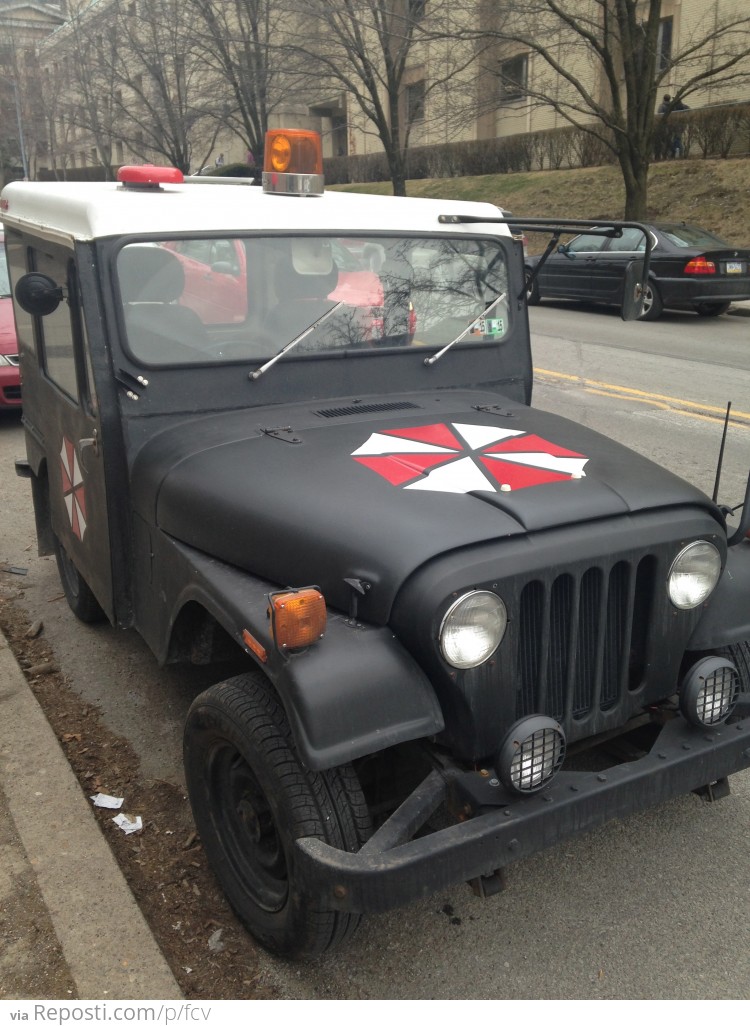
[0,177,509,243]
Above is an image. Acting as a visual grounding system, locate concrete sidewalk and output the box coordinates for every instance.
[0,629,183,1000]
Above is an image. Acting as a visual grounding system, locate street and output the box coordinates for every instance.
[1,304,750,999]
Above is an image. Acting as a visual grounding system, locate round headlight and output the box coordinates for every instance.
[680,656,740,727]
[439,590,507,669]
[668,540,721,609]
[496,716,566,794]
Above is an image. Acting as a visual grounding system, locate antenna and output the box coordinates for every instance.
[712,401,732,505]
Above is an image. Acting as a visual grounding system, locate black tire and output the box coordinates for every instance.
[53,533,106,623]
[639,280,663,321]
[184,672,372,960]
[525,269,540,305]
[694,302,730,317]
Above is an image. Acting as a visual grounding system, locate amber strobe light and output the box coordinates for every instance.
[265,129,323,176]
[270,587,327,651]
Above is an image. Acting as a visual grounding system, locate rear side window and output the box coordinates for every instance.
[660,225,726,248]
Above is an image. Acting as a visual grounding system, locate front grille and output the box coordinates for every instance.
[1,385,21,402]
[515,556,657,729]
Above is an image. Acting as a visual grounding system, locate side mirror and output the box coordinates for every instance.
[621,259,645,321]
[15,273,64,316]
[557,243,569,255]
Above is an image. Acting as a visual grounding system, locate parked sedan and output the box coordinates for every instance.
[0,232,21,408]
[526,222,750,320]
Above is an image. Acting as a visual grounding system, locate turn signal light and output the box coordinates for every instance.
[684,257,716,275]
[265,129,323,176]
[269,587,327,651]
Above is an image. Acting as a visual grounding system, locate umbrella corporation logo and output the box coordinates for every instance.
[60,436,88,540]
[351,422,589,495]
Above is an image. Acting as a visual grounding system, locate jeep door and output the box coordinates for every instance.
[6,232,115,621]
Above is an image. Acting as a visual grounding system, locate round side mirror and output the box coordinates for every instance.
[15,273,64,316]
[620,259,645,321]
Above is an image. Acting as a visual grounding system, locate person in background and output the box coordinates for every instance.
[215,152,225,167]
[657,94,689,158]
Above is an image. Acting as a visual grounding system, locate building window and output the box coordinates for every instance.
[657,17,673,73]
[406,80,425,124]
[498,53,528,102]
[409,0,426,20]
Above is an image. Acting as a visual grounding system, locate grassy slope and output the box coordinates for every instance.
[331,156,750,250]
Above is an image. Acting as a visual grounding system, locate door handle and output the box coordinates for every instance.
[77,431,99,460]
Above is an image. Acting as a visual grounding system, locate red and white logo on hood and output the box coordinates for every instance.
[352,422,588,494]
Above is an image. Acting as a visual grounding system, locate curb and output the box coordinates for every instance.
[0,629,183,1000]
[728,302,750,317]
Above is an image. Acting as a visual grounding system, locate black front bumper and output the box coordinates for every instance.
[295,709,750,914]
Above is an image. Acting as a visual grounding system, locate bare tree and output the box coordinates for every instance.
[468,0,750,218]
[186,0,308,165]
[285,0,484,196]
[103,0,213,174]
[44,0,122,179]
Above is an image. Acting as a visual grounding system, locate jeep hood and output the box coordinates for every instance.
[130,390,719,623]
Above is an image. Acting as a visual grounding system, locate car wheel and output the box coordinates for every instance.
[694,302,730,317]
[184,672,372,960]
[53,532,106,623]
[638,281,663,321]
[525,269,540,305]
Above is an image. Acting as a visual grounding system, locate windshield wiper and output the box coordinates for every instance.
[249,301,345,380]
[424,291,507,367]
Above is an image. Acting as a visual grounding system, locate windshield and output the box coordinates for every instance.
[0,243,10,298]
[116,234,510,367]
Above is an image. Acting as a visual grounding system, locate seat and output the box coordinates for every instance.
[118,246,211,363]
[264,257,339,344]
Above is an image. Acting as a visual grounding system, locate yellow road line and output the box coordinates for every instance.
[535,367,750,424]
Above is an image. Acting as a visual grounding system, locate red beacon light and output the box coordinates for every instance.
[263,129,324,197]
[117,165,184,190]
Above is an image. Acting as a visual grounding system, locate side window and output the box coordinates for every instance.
[564,234,608,255]
[32,246,83,404]
[607,228,646,253]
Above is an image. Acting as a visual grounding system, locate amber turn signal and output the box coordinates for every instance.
[270,587,327,650]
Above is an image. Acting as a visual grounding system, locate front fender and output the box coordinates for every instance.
[687,542,750,650]
[162,538,444,770]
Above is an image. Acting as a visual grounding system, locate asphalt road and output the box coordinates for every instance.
[1,304,750,1000]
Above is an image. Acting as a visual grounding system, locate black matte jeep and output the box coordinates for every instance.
[3,130,750,959]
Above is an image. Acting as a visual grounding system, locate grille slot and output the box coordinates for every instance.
[516,557,654,728]
[314,400,420,419]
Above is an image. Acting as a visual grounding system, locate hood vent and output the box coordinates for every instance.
[314,400,421,419]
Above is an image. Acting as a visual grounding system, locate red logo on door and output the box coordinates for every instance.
[352,422,588,494]
[60,437,87,540]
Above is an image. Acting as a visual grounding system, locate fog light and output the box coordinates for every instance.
[680,656,740,727]
[496,715,566,794]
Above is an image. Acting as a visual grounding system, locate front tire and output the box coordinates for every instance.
[639,281,663,321]
[53,532,105,623]
[184,672,372,959]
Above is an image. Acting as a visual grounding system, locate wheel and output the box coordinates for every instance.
[53,532,105,623]
[184,672,372,959]
[694,302,730,317]
[638,280,663,321]
[525,269,540,305]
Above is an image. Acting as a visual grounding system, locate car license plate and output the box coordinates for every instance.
[725,261,745,274]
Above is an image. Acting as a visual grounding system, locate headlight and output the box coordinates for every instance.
[668,540,721,609]
[439,590,507,669]
[680,656,740,727]
[496,716,566,794]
